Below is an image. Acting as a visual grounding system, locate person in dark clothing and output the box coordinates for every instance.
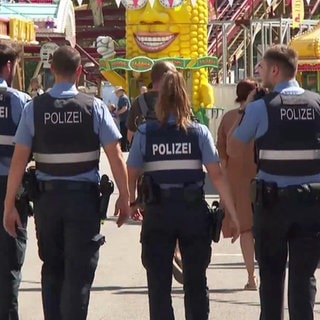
[114,86,130,152]
[126,61,176,144]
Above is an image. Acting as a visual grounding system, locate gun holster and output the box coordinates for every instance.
[15,167,37,217]
[99,175,114,220]
[210,201,225,243]
[137,174,160,206]
[23,166,39,202]
[250,178,278,208]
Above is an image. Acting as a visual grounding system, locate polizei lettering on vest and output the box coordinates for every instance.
[280,107,315,121]
[0,106,8,118]
[44,111,83,125]
[152,143,191,155]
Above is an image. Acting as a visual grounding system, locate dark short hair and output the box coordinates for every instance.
[51,46,81,77]
[263,45,298,78]
[0,44,18,72]
[150,61,176,83]
[235,79,257,103]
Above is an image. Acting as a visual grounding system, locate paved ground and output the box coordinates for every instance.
[17,153,320,320]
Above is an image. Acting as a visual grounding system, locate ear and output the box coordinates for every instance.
[271,64,279,76]
[6,60,13,73]
[76,65,82,78]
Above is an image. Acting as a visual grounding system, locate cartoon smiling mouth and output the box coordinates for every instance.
[134,32,178,53]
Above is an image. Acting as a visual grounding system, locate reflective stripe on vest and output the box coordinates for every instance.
[0,134,14,145]
[144,159,202,172]
[34,150,100,164]
[259,149,320,161]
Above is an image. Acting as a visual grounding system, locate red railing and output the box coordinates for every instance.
[208,0,260,56]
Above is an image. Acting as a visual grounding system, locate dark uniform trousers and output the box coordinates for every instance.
[253,197,320,320]
[34,186,101,320]
[0,177,28,320]
[119,121,129,152]
[141,195,212,320]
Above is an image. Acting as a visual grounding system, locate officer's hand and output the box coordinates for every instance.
[115,196,130,227]
[3,206,22,238]
[130,205,144,221]
[230,217,240,244]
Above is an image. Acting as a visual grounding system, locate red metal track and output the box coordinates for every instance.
[208,0,260,56]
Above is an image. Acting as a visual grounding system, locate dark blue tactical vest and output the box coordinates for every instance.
[144,122,205,184]
[255,91,320,176]
[0,88,17,157]
[33,92,100,176]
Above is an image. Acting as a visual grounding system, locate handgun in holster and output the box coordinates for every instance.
[99,174,114,220]
[15,167,37,216]
[210,200,225,243]
[250,178,277,208]
[137,174,160,206]
[23,166,39,202]
[250,178,263,205]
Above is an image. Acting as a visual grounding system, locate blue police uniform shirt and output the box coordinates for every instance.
[233,80,320,187]
[127,117,220,170]
[14,82,122,183]
[0,78,30,176]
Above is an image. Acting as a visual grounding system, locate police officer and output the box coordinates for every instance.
[127,61,185,283]
[127,69,240,320]
[231,44,320,320]
[126,61,176,144]
[3,46,130,320]
[0,43,31,320]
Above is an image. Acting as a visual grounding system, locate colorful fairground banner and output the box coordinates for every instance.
[99,56,218,72]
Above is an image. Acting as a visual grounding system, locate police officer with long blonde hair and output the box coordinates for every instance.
[127,67,239,320]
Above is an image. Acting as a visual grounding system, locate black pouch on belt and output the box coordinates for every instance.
[263,181,278,208]
[250,178,264,204]
[210,201,225,243]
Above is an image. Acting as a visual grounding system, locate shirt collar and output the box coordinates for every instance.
[49,82,78,98]
[0,78,8,88]
[274,80,299,92]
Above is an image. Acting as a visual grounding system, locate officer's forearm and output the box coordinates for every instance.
[5,144,31,209]
[127,167,141,203]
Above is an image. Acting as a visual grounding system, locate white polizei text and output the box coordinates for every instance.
[152,143,191,155]
[44,111,83,125]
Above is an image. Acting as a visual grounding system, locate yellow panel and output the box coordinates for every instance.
[290,22,320,59]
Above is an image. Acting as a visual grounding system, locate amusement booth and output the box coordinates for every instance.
[0,16,37,91]
[290,22,320,93]
[96,0,218,125]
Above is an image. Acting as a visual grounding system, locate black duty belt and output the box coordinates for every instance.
[251,179,320,205]
[159,187,203,201]
[38,180,98,192]
[276,183,320,200]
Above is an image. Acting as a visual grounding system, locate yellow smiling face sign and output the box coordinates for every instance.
[124,0,208,59]
[123,0,213,110]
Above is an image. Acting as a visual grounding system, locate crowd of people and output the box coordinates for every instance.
[0,42,320,320]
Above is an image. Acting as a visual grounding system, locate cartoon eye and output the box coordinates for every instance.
[159,0,183,8]
[121,0,148,10]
